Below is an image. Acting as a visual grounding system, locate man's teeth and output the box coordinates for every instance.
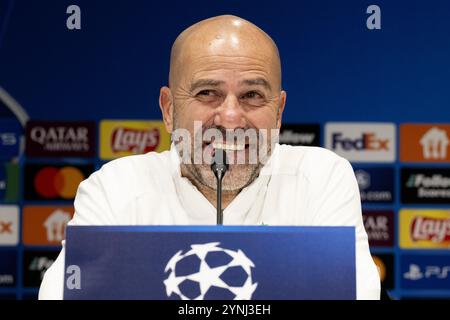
[212,142,245,151]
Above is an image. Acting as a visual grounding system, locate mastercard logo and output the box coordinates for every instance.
[33,166,85,199]
[372,256,386,282]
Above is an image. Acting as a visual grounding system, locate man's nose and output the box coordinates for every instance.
[213,94,246,129]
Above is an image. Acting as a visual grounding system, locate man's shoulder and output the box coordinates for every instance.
[99,149,172,174]
[85,149,173,191]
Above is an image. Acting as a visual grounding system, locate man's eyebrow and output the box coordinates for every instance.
[240,78,271,90]
[190,79,225,92]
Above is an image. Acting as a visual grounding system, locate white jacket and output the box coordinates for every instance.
[39,144,380,300]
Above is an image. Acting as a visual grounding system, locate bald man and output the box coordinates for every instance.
[39,15,380,300]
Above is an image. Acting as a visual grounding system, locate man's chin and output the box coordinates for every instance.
[182,162,261,191]
[208,164,261,191]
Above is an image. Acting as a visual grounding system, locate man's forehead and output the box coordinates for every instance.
[189,77,272,92]
[177,36,276,66]
[173,15,277,54]
[169,15,281,89]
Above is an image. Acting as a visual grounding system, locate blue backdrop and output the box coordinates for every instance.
[2,0,450,122]
[1,0,450,300]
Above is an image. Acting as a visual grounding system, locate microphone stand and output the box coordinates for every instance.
[211,148,228,225]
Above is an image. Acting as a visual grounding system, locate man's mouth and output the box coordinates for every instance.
[211,141,246,151]
[200,140,252,164]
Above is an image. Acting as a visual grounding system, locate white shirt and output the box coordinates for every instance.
[38,143,380,300]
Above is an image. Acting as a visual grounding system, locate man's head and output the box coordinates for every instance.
[159,15,286,192]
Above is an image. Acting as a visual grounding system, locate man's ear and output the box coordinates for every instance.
[159,86,174,133]
[276,90,287,129]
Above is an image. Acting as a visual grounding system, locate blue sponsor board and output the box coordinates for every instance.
[64,226,356,300]
[401,255,450,290]
[353,167,394,203]
[0,162,19,202]
[0,164,6,200]
[0,250,17,287]
[0,119,21,160]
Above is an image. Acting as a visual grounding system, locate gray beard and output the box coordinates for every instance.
[182,161,262,192]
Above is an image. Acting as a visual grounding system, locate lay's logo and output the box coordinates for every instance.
[100,120,171,160]
[111,127,160,153]
[410,217,450,243]
[400,209,450,249]
[325,123,396,162]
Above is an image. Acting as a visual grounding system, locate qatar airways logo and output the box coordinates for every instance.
[111,127,160,153]
[411,217,450,243]
[25,121,96,157]
[325,123,396,162]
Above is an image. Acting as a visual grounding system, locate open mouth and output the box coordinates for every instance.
[201,140,251,164]
[202,140,250,152]
[211,141,246,151]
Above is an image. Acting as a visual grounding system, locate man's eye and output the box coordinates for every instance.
[197,90,213,96]
[242,91,262,99]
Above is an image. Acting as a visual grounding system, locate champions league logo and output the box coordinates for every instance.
[163,242,258,300]
[0,86,29,160]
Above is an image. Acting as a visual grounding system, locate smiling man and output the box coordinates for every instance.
[162,15,285,208]
[39,15,380,300]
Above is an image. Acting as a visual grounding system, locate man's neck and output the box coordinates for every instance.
[197,185,239,209]
[180,166,240,209]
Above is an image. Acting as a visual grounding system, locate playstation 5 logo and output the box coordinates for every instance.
[404,264,450,281]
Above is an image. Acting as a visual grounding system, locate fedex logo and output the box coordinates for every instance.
[332,133,389,151]
[0,221,12,234]
[0,206,19,246]
[325,123,396,163]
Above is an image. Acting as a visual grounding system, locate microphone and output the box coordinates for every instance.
[211,148,228,225]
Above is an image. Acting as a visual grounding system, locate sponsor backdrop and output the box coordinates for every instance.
[1,0,450,300]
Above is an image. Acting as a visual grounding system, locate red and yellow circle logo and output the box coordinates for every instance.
[34,166,85,199]
[372,256,386,282]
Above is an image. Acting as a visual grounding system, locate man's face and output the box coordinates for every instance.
[161,19,286,191]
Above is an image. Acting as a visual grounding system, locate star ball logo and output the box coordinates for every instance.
[354,167,394,203]
[24,164,94,201]
[163,242,258,300]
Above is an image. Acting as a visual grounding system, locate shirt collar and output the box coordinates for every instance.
[169,143,277,224]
